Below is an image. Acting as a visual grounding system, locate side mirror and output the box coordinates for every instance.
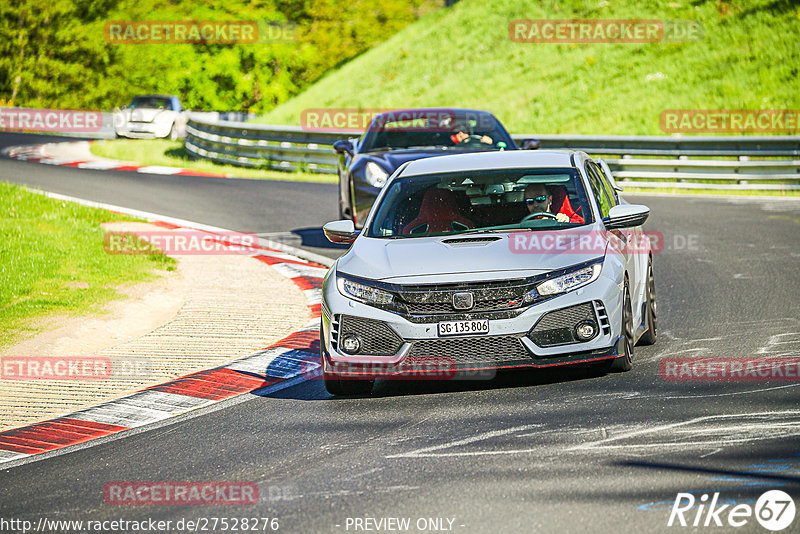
[604,205,649,230]
[333,139,354,157]
[323,220,359,244]
[521,139,540,150]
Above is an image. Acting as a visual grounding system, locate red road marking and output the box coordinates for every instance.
[111,165,142,172]
[253,254,327,270]
[150,221,182,230]
[291,276,323,291]
[174,170,228,177]
[270,330,319,351]
[0,417,128,454]
[150,368,271,401]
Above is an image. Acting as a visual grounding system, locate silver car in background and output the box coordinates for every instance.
[320,150,657,396]
[114,94,186,140]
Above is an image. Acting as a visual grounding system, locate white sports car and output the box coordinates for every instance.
[113,95,186,140]
[320,150,657,396]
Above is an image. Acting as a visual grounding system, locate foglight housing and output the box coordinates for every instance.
[364,162,389,188]
[537,262,602,296]
[337,275,394,305]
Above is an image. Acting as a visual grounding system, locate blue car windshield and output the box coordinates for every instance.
[360,112,513,152]
[365,168,593,238]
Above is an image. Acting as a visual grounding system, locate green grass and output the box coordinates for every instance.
[257,0,800,135]
[90,139,336,183]
[0,183,177,349]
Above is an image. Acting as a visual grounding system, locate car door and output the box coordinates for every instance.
[590,161,646,323]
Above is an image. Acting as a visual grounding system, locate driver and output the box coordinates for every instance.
[442,118,493,145]
[523,184,584,223]
[451,129,493,145]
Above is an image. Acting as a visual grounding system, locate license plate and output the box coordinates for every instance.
[437,319,489,337]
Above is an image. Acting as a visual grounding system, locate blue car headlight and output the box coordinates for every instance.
[337,275,394,305]
[364,162,389,188]
[536,262,603,296]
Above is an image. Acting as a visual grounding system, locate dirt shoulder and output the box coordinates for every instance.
[0,222,311,432]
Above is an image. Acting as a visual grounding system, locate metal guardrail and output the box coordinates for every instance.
[184,117,340,173]
[184,116,800,189]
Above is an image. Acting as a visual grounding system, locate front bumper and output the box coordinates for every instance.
[321,269,624,379]
[115,122,172,139]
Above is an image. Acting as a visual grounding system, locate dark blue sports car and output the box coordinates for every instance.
[333,108,537,226]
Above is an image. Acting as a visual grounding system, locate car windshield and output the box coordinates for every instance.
[130,96,173,110]
[360,111,512,152]
[366,168,593,238]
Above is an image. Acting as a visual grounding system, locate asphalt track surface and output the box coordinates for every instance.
[2,132,800,533]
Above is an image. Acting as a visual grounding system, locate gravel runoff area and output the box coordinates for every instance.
[0,221,312,432]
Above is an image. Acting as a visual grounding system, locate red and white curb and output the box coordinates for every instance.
[2,142,228,177]
[0,193,331,467]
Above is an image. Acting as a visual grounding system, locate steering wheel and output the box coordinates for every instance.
[522,212,558,222]
[455,134,487,145]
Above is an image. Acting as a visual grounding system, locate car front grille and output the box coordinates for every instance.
[338,315,404,356]
[403,335,531,365]
[393,279,544,316]
[527,302,598,347]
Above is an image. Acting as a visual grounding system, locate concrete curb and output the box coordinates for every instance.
[0,194,329,467]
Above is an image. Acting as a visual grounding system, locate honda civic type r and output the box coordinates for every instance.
[320,150,657,396]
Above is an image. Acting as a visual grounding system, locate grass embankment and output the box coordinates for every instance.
[90,140,336,183]
[258,0,799,135]
[0,183,176,349]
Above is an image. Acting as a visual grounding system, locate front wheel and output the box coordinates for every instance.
[609,280,634,372]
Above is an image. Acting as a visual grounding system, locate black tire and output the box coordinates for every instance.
[610,280,634,372]
[323,374,374,396]
[637,257,658,346]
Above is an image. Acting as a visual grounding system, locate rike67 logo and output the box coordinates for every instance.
[668,490,795,530]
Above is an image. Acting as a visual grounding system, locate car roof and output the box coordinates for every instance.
[133,94,178,99]
[371,107,496,119]
[400,150,583,176]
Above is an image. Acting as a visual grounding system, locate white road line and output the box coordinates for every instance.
[570,410,800,452]
[386,424,541,459]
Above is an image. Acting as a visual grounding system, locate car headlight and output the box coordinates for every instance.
[364,162,389,188]
[536,262,602,296]
[337,276,394,305]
